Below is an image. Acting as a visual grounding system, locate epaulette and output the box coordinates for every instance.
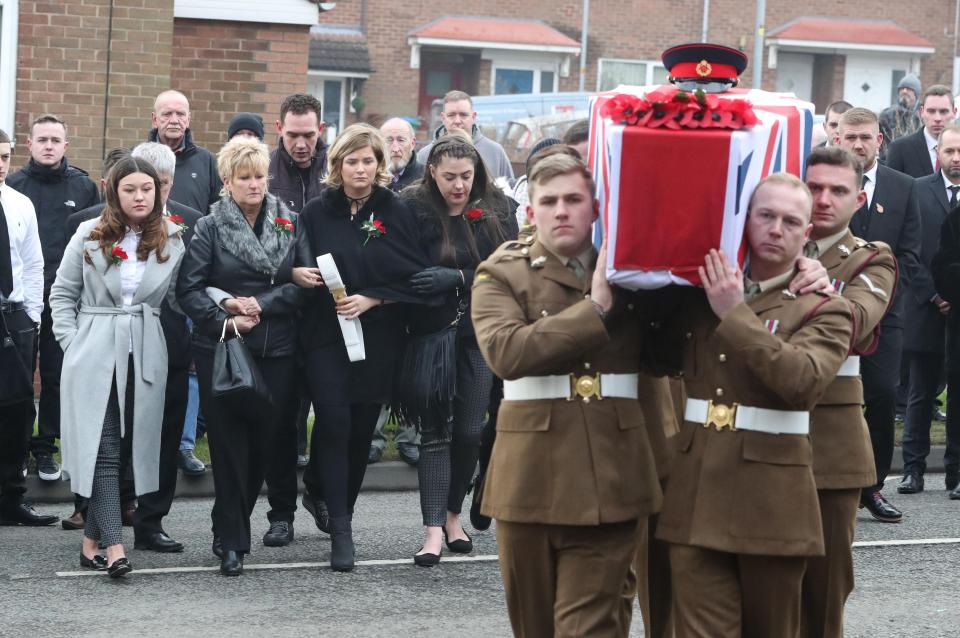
[488,241,531,264]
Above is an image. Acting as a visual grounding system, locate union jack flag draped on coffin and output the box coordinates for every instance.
[587,85,816,290]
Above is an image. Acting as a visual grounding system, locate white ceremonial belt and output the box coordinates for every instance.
[316,253,366,362]
[685,398,809,435]
[503,373,639,402]
[836,356,860,377]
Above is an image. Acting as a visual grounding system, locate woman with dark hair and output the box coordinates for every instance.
[399,134,518,566]
[51,157,185,578]
[292,123,433,572]
[176,137,302,576]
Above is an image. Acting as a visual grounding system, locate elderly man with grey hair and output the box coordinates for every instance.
[63,142,203,553]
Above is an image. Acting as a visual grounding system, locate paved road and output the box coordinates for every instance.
[1,476,959,637]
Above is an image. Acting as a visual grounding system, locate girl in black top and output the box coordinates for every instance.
[400,134,519,566]
[292,124,431,571]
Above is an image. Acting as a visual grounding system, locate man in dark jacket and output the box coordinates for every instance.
[148,90,221,214]
[64,143,202,551]
[268,93,328,214]
[7,114,99,482]
[381,117,424,194]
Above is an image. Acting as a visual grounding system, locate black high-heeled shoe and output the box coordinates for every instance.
[220,550,243,576]
[442,526,473,554]
[80,553,107,571]
[413,547,441,567]
[107,557,132,579]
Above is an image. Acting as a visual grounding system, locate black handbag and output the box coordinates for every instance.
[0,310,34,407]
[212,318,272,408]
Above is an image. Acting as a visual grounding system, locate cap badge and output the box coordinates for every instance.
[696,60,712,77]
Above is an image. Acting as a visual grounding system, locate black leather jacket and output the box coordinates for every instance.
[176,197,302,357]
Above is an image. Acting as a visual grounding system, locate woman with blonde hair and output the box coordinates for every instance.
[51,156,185,578]
[292,123,433,571]
[177,137,302,576]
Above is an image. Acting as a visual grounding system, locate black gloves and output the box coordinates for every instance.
[410,266,463,295]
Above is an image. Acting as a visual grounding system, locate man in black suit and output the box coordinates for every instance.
[65,143,202,551]
[929,124,960,499]
[898,129,958,495]
[886,85,957,179]
[839,107,924,523]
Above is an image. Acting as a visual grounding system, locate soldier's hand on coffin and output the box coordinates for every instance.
[590,238,613,314]
[790,256,832,295]
[700,249,743,319]
[336,294,379,320]
[232,315,259,334]
[410,266,464,294]
[292,266,325,289]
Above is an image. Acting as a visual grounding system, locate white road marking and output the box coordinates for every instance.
[51,554,501,578]
[853,538,960,548]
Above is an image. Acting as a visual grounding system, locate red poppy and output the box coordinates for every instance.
[372,220,386,234]
[273,217,294,234]
[111,244,128,266]
[465,208,484,221]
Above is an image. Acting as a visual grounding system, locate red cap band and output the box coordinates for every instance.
[669,61,739,79]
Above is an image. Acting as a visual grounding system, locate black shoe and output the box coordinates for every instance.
[442,525,473,554]
[397,443,419,467]
[212,536,223,559]
[950,485,960,500]
[367,446,383,464]
[469,475,491,532]
[107,557,132,578]
[177,449,206,476]
[302,494,330,534]
[935,408,948,421]
[413,547,441,567]
[897,471,924,494]
[859,490,903,523]
[62,510,85,530]
[80,553,107,570]
[35,454,61,481]
[0,503,58,526]
[134,532,184,553]
[220,551,243,576]
[297,454,309,469]
[263,521,293,547]
[946,473,960,492]
[329,515,354,572]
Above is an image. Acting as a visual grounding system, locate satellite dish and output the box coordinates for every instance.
[318,2,336,10]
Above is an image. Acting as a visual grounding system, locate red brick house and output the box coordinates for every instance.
[312,1,952,134]
[7,0,321,180]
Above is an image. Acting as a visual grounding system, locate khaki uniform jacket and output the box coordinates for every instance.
[655,286,852,557]
[472,236,664,526]
[812,231,896,488]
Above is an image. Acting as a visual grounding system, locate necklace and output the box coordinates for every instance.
[345,191,372,218]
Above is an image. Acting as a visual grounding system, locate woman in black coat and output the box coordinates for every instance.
[176,137,301,576]
[292,124,432,571]
[400,134,519,566]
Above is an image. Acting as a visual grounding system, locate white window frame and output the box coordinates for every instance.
[308,71,368,144]
[490,65,558,95]
[0,0,19,140]
[596,58,666,91]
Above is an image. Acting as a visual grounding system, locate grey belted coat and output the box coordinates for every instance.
[50,218,185,497]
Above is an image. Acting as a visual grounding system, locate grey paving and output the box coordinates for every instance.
[1,476,959,637]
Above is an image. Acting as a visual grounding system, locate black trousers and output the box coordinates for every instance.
[196,351,297,553]
[27,301,63,456]
[0,308,35,508]
[901,350,945,474]
[133,364,189,539]
[861,327,902,494]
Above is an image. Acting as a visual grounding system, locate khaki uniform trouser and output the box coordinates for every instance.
[800,488,859,638]
[635,512,674,638]
[670,543,807,638]
[496,519,640,638]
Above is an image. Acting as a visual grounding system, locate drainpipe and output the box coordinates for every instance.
[579,0,590,92]
[753,0,765,88]
[701,0,710,42]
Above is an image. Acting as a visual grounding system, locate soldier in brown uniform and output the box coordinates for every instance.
[800,147,896,637]
[472,153,665,636]
[654,173,854,638]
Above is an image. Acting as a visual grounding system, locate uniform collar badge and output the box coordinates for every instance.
[530,256,547,269]
[838,244,850,257]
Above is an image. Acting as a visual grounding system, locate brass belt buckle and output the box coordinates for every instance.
[569,373,602,403]
[705,400,737,431]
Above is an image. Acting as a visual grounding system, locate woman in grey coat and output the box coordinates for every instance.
[50,157,185,578]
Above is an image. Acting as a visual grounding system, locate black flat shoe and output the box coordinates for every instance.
[212,536,223,559]
[220,551,243,576]
[443,526,473,554]
[79,553,107,570]
[414,548,441,567]
[107,557,132,578]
